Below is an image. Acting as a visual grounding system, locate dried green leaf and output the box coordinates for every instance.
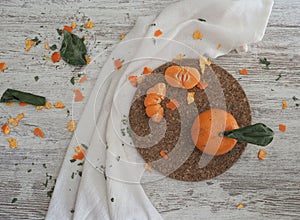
[60,31,87,66]
[0,89,46,106]
[223,123,274,146]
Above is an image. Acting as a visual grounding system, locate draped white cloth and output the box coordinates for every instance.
[46,0,273,219]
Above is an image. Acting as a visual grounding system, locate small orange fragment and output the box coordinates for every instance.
[45,102,52,109]
[8,118,19,127]
[45,41,50,50]
[258,149,267,160]
[34,127,45,138]
[36,106,43,110]
[193,30,203,40]
[187,92,195,105]
[19,102,28,107]
[279,124,286,132]
[217,43,222,50]
[67,120,76,132]
[142,67,152,75]
[146,104,164,123]
[73,146,85,160]
[128,76,138,87]
[159,150,168,160]
[6,102,15,106]
[85,21,95,29]
[147,83,166,98]
[154,29,163,37]
[166,99,180,110]
[74,89,84,102]
[120,34,126,41]
[86,57,91,64]
[79,75,88,83]
[71,21,77,29]
[2,124,11,135]
[282,100,288,110]
[16,113,24,121]
[199,57,211,74]
[54,101,65,109]
[51,52,61,63]
[239,69,248,75]
[196,81,208,90]
[7,138,18,149]
[0,62,7,72]
[236,203,244,209]
[114,59,123,70]
[25,39,35,51]
[144,163,152,173]
[62,25,73,33]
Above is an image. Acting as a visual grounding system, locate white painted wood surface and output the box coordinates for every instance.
[0,0,299,219]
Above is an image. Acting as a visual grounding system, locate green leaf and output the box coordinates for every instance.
[198,18,207,22]
[0,89,46,106]
[11,198,18,203]
[60,31,87,66]
[259,57,271,69]
[223,123,274,146]
[50,44,57,51]
[70,77,75,85]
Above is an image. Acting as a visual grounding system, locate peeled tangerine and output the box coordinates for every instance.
[165,65,200,89]
[191,109,239,156]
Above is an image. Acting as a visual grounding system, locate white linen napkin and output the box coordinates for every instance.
[46,0,273,219]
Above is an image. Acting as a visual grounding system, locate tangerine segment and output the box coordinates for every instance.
[191,109,239,156]
[147,82,166,99]
[165,65,200,89]
[144,93,162,107]
[146,104,164,123]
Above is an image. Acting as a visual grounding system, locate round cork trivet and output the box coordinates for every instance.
[129,59,251,182]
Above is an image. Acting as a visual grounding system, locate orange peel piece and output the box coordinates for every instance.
[7,138,18,149]
[2,124,11,135]
[34,127,45,138]
[166,99,180,110]
[74,89,84,102]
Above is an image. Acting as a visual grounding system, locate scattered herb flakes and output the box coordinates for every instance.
[77,162,84,166]
[259,57,271,69]
[116,156,120,161]
[70,159,76,163]
[47,186,55,198]
[103,170,107,180]
[11,198,18,203]
[60,31,87,66]
[292,96,298,101]
[71,172,75,179]
[56,29,63,36]
[0,89,46,106]
[78,171,82,177]
[111,198,114,202]
[32,37,42,46]
[275,73,282,81]
[81,144,88,150]
[149,23,156,27]
[43,179,49,187]
[27,169,32,173]
[198,18,207,22]
[70,77,75,85]
[70,209,75,214]
[34,76,39,82]
[43,163,47,169]
[50,44,58,51]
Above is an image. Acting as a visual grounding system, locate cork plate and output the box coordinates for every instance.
[129,59,252,182]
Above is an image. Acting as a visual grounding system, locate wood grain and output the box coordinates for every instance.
[0,0,299,219]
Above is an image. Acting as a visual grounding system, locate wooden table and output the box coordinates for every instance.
[0,0,299,219]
